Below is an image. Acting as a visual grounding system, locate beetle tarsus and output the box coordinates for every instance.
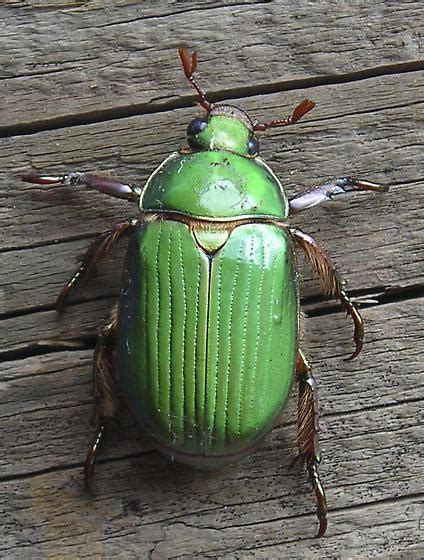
[308,459,328,538]
[21,172,64,185]
[317,517,328,539]
[353,178,389,192]
[55,276,79,312]
[308,458,328,538]
[84,423,106,494]
[340,290,364,361]
[296,350,328,537]
[21,170,138,200]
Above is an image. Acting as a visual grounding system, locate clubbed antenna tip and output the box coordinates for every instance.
[254,99,315,132]
[178,47,212,112]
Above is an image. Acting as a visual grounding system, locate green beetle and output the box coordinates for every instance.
[22,48,388,537]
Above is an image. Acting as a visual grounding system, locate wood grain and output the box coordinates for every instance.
[1,0,423,557]
[1,300,422,557]
[1,1,422,129]
[2,71,422,250]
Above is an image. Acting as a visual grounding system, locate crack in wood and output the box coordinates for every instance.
[0,336,96,362]
[0,61,422,138]
[1,285,421,364]
[94,1,273,29]
[210,493,424,555]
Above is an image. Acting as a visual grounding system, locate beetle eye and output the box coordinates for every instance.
[187,117,207,138]
[247,135,259,156]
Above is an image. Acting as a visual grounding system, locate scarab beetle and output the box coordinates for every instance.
[22,48,388,537]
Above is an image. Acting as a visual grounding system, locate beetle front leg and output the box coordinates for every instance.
[56,219,139,310]
[22,171,140,201]
[290,227,364,360]
[289,177,388,215]
[85,305,120,493]
[295,350,327,538]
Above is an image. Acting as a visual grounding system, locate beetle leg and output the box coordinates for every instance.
[84,423,106,494]
[56,219,139,311]
[92,305,120,423]
[21,171,140,201]
[296,349,327,538]
[289,177,388,215]
[84,305,120,493]
[290,227,364,360]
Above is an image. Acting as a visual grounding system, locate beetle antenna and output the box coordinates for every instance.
[254,99,315,131]
[179,47,213,112]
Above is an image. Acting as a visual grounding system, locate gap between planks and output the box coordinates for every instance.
[1,59,423,138]
[2,286,422,363]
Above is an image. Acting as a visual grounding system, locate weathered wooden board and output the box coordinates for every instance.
[1,0,423,558]
[1,73,422,331]
[2,299,422,471]
[1,176,421,317]
[1,299,423,557]
[2,71,422,251]
[0,0,422,130]
[0,201,421,353]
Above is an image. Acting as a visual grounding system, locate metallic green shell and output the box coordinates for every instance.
[116,220,298,463]
[140,152,289,220]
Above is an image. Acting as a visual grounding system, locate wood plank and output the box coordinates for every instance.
[3,72,421,240]
[1,307,422,557]
[1,167,421,315]
[3,72,422,248]
[1,73,422,320]
[3,72,422,244]
[1,350,145,477]
[1,1,422,128]
[0,299,424,475]
[2,2,423,556]
[0,468,422,558]
[1,232,422,354]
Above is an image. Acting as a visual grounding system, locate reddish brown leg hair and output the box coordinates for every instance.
[56,219,139,311]
[290,227,364,360]
[84,306,120,493]
[296,349,327,538]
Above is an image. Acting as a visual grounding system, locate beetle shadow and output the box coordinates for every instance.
[91,402,302,524]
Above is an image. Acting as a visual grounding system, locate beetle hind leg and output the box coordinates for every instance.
[295,349,328,538]
[84,306,120,493]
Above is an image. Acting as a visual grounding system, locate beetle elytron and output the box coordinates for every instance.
[22,49,388,537]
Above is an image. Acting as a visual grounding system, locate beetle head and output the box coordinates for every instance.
[179,48,314,158]
[179,48,259,157]
[186,104,259,158]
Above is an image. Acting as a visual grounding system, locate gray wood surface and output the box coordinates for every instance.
[1,1,423,558]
